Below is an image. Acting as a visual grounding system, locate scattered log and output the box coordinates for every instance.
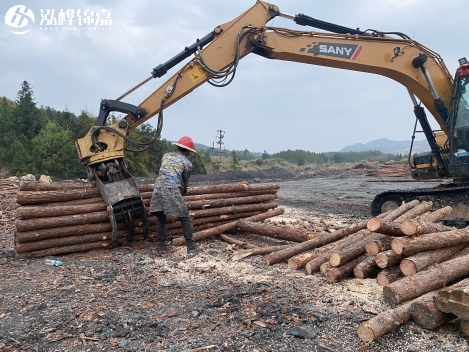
[376,267,403,286]
[329,233,387,267]
[218,234,257,249]
[325,253,368,282]
[353,254,378,279]
[357,291,435,342]
[410,293,456,330]
[383,253,469,306]
[365,237,391,256]
[266,219,371,266]
[367,200,420,232]
[399,244,467,276]
[237,219,316,243]
[434,278,469,313]
[375,250,403,269]
[231,244,291,261]
[400,219,453,237]
[172,208,284,246]
[391,228,469,256]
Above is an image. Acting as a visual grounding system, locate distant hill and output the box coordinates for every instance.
[340,138,430,155]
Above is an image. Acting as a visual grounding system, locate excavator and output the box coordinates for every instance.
[75,1,469,244]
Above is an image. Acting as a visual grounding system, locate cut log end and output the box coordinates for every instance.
[400,220,418,236]
[367,218,382,232]
[400,258,417,276]
[329,253,341,267]
[390,238,404,255]
[357,325,375,342]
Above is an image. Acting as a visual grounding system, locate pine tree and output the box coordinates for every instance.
[15,81,47,140]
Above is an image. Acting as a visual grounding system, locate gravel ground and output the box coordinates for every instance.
[0,169,467,352]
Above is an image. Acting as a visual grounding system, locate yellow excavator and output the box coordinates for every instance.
[75,1,469,244]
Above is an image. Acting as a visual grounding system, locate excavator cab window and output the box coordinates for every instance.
[452,77,469,156]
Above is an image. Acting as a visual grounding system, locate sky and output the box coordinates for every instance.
[0,0,466,154]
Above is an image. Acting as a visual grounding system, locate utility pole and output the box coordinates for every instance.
[213,130,225,171]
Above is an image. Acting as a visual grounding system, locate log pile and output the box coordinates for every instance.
[14,181,283,258]
[365,162,412,182]
[0,178,18,195]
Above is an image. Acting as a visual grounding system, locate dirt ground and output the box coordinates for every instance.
[0,169,467,352]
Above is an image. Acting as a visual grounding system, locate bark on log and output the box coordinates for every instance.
[231,245,291,261]
[353,254,378,279]
[17,188,101,205]
[420,206,453,222]
[375,250,403,269]
[383,253,469,306]
[162,211,263,231]
[445,283,469,320]
[185,182,249,195]
[183,189,277,202]
[393,201,433,222]
[365,237,391,256]
[366,221,405,236]
[15,211,110,232]
[399,219,453,237]
[19,181,94,191]
[399,244,467,276]
[17,203,107,219]
[325,253,368,282]
[410,293,456,330]
[265,219,370,266]
[218,234,257,249]
[329,233,387,267]
[237,219,316,243]
[319,262,330,275]
[15,240,114,259]
[172,208,285,246]
[391,228,469,256]
[376,267,403,286]
[367,200,420,231]
[186,194,277,210]
[434,278,469,313]
[357,291,435,342]
[187,202,279,220]
[461,320,469,337]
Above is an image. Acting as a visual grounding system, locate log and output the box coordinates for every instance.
[19,181,94,191]
[375,250,403,269]
[329,233,387,267]
[15,240,114,259]
[163,211,263,231]
[376,267,403,286]
[172,208,285,246]
[15,211,110,232]
[237,219,316,243]
[218,234,257,249]
[399,219,453,237]
[353,254,378,279]
[266,219,370,266]
[420,206,453,222]
[17,203,107,219]
[410,292,456,330]
[366,221,405,236]
[187,202,279,220]
[399,244,467,276]
[231,245,291,261]
[461,320,469,337]
[185,182,249,195]
[357,291,435,342]
[367,200,420,231]
[185,194,277,210]
[393,201,433,222]
[446,283,469,320]
[183,189,277,202]
[383,253,469,306]
[16,188,101,205]
[365,237,391,256]
[390,228,469,256]
[325,253,368,282]
[319,262,330,275]
[434,278,469,313]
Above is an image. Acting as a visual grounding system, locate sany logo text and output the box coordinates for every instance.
[5,5,35,34]
[300,42,362,60]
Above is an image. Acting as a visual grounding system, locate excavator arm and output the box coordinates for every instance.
[75,1,459,244]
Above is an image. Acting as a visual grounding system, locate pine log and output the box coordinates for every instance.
[237,219,316,243]
[162,211,263,231]
[410,293,456,330]
[367,200,420,231]
[17,188,101,205]
[19,181,94,191]
[305,230,371,274]
[399,219,453,237]
[218,234,257,249]
[399,244,467,276]
[329,233,387,267]
[383,253,469,306]
[185,194,277,210]
[434,278,469,313]
[17,203,108,219]
[15,211,110,232]
[29,197,104,208]
[391,228,469,256]
[183,189,277,202]
[231,245,291,261]
[172,208,285,246]
[353,254,378,279]
[265,219,370,266]
[376,267,403,286]
[375,250,403,269]
[393,201,433,222]
[445,283,469,320]
[357,291,435,342]
[420,206,453,222]
[185,182,248,195]
[325,253,368,282]
[365,237,391,256]
[319,262,330,275]
[15,240,114,259]
[367,221,405,236]
[187,202,279,220]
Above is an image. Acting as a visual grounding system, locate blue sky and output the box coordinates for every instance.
[0,0,466,153]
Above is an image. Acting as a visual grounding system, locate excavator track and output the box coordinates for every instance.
[371,184,469,226]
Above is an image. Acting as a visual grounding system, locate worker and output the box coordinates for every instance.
[150,136,202,254]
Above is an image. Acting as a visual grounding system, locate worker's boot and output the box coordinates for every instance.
[155,211,168,254]
[179,216,202,254]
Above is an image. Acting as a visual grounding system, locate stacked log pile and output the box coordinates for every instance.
[14,181,283,258]
[227,199,469,341]
[0,178,18,195]
[365,162,412,182]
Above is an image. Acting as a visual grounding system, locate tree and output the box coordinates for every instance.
[230,150,240,169]
[15,81,47,140]
[262,150,270,160]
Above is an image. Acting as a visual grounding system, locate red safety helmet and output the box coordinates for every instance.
[173,136,197,153]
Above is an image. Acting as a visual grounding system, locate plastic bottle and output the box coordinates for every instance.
[44,259,64,267]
